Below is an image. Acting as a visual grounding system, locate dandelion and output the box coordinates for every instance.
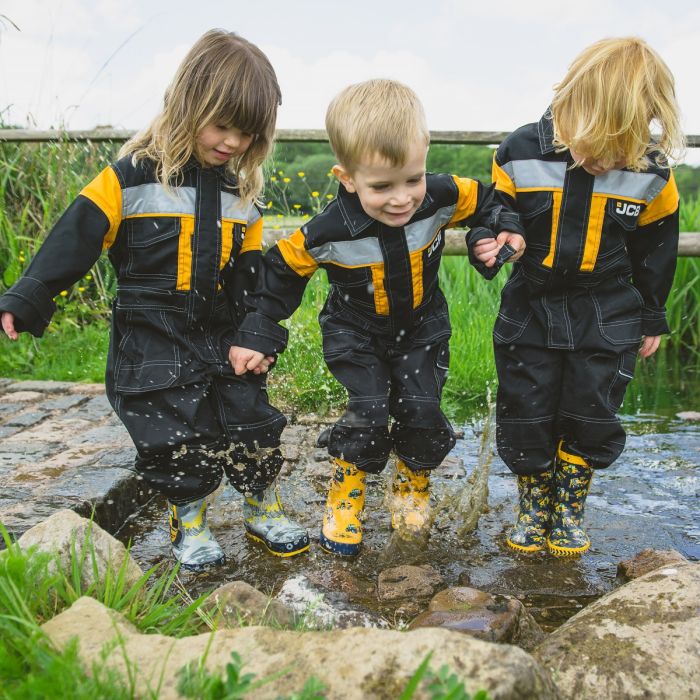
[293,204,301,210]
[283,177,291,183]
[277,214,283,219]
[266,201,273,208]
[311,191,319,197]
[302,214,310,219]
[59,290,68,297]
[78,286,85,292]
[270,176,277,182]
[85,274,92,281]
[278,170,284,176]
[297,171,305,178]
[326,194,334,200]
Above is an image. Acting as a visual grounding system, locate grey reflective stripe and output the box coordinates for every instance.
[222,191,258,222]
[308,236,383,266]
[123,183,196,217]
[306,206,455,266]
[405,206,455,251]
[502,160,567,189]
[123,183,253,220]
[593,170,667,202]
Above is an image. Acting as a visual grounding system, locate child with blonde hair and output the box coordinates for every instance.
[472,37,684,556]
[0,29,309,570]
[231,79,524,555]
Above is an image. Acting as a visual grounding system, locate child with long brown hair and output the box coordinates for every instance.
[472,37,685,556]
[0,29,309,570]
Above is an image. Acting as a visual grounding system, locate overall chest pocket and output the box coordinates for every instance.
[606,199,642,231]
[126,217,181,281]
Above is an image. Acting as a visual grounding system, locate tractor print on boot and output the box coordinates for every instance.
[547,446,593,556]
[168,498,226,571]
[390,459,431,535]
[506,468,554,552]
[319,458,366,556]
[243,484,310,557]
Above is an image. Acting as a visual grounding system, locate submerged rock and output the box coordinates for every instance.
[42,596,561,700]
[535,562,700,699]
[377,564,444,602]
[205,580,296,628]
[408,586,545,651]
[617,548,688,580]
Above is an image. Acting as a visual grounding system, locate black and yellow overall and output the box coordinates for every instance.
[0,155,286,504]
[235,173,522,474]
[487,111,679,476]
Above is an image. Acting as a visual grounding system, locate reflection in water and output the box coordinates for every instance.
[116,406,699,632]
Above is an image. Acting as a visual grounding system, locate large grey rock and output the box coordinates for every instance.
[16,509,143,589]
[536,562,700,699]
[43,596,561,700]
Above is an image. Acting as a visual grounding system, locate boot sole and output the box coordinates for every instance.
[318,530,361,556]
[178,554,226,572]
[546,539,590,556]
[245,530,310,557]
[506,538,546,553]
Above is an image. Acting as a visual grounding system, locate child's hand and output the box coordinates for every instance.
[473,232,525,268]
[473,237,501,264]
[497,231,525,263]
[639,335,661,358]
[229,346,267,375]
[1,312,18,341]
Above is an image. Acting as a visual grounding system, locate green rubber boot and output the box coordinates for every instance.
[547,446,593,556]
[243,485,310,557]
[506,468,554,552]
[169,498,226,571]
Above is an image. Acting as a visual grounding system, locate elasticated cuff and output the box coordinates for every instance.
[0,276,56,337]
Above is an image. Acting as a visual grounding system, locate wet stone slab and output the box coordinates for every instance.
[0,379,151,541]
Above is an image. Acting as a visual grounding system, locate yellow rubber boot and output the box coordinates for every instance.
[319,458,366,556]
[547,445,593,556]
[390,459,431,534]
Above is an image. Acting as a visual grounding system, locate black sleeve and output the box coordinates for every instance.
[0,196,111,336]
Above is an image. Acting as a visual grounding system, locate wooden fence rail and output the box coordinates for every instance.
[2,128,699,255]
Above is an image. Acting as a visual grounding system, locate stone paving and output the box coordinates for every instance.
[0,379,342,540]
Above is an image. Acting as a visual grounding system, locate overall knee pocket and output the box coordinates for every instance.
[328,424,392,473]
[392,423,456,469]
[135,439,226,503]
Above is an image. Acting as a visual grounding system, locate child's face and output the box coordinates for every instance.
[569,148,627,176]
[333,138,428,228]
[196,124,254,167]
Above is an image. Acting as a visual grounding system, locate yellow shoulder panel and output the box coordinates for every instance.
[638,174,679,227]
[450,175,480,224]
[276,228,319,277]
[79,166,123,250]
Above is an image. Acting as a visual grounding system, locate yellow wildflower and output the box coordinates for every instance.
[59,290,68,297]
[311,191,319,197]
[293,204,301,210]
[283,177,291,183]
[297,171,305,178]
[270,176,277,182]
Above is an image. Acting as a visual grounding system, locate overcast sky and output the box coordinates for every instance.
[2,0,699,164]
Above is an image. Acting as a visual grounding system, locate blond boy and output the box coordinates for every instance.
[232,79,523,554]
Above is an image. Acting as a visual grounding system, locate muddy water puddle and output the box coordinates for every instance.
[116,411,699,631]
